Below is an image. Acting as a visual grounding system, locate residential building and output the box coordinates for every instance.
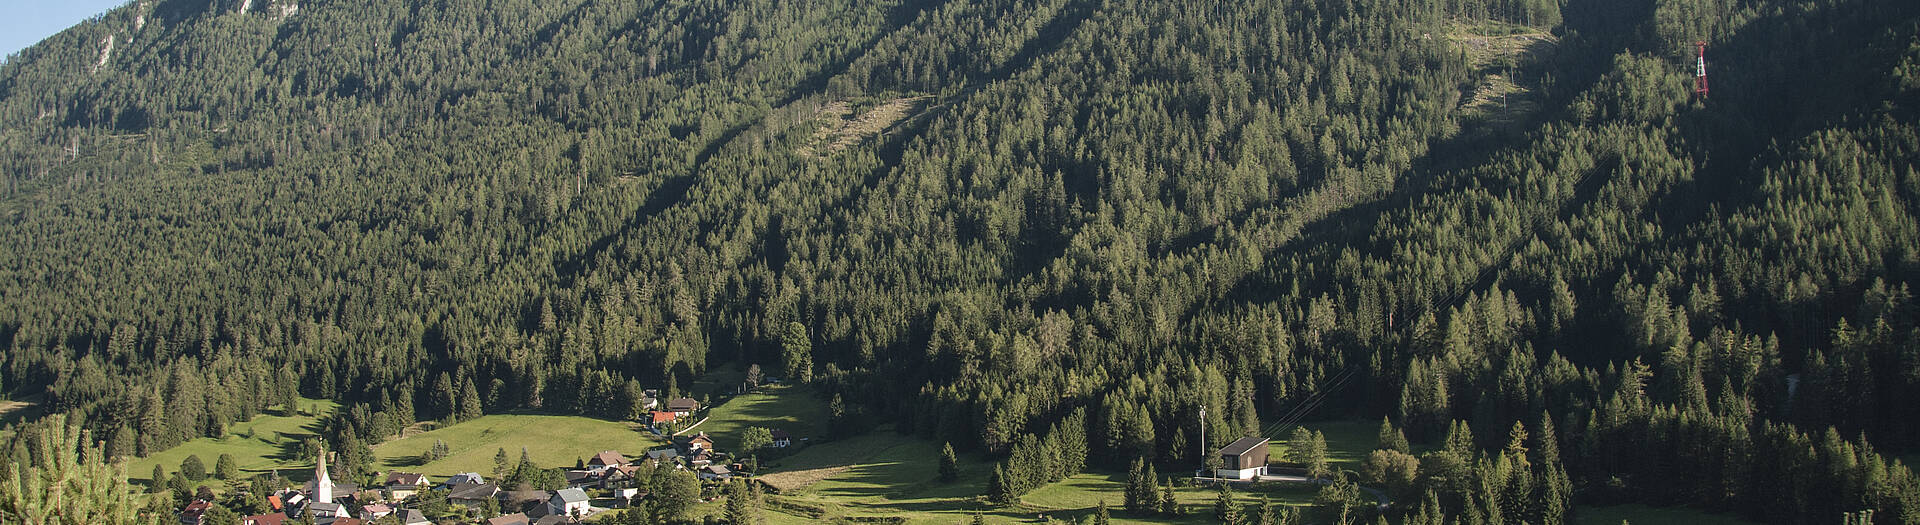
[486,513,530,525]
[549,487,591,517]
[307,501,343,519]
[396,509,429,525]
[384,471,431,500]
[444,472,486,487]
[448,481,500,508]
[666,397,699,416]
[648,410,677,429]
[587,450,627,472]
[180,500,212,525]
[242,513,289,525]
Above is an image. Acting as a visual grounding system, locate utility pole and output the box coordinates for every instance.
[1198,404,1206,477]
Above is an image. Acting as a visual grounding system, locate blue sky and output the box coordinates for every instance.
[1,0,129,61]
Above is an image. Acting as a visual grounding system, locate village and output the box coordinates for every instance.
[172,394,804,525]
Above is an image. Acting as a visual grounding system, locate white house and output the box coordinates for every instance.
[587,450,627,472]
[699,464,733,481]
[550,487,591,517]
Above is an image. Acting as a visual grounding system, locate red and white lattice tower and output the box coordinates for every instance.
[1694,41,1710,98]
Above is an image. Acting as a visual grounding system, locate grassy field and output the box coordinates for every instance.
[1574,504,1759,525]
[1022,472,1326,524]
[371,414,663,477]
[697,384,829,451]
[747,430,1340,524]
[1266,419,1384,471]
[129,399,339,488]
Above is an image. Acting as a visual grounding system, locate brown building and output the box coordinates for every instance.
[1215,437,1269,480]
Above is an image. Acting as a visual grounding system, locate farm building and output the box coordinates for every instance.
[1216,437,1270,480]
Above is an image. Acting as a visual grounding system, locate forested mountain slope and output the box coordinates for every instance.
[2,0,1918,521]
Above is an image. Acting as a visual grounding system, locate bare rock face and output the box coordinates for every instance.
[270,0,300,20]
[91,34,114,75]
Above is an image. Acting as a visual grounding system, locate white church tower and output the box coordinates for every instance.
[308,449,334,504]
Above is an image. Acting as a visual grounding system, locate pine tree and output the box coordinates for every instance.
[724,479,760,524]
[108,425,135,461]
[988,463,1014,504]
[215,453,239,480]
[181,454,208,481]
[1162,477,1183,516]
[1376,417,1409,453]
[493,447,510,482]
[1308,431,1331,480]
[940,442,960,482]
[1058,408,1089,476]
[1124,457,1148,513]
[1214,483,1243,524]
[150,465,167,492]
[458,377,484,422]
[0,415,150,524]
[1095,499,1112,525]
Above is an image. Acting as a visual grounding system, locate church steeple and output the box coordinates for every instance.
[312,448,334,504]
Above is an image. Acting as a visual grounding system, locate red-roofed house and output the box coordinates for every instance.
[242,513,288,525]
[180,500,212,525]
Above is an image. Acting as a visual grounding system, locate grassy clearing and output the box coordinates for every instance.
[752,430,1342,524]
[372,414,663,477]
[1022,472,1326,524]
[128,399,339,488]
[1574,504,1759,525]
[1267,419,1382,471]
[756,431,998,523]
[0,397,42,441]
[699,384,828,451]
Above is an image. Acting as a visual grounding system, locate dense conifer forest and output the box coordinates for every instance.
[2,0,1919,521]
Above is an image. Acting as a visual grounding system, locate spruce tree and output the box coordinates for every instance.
[215,453,239,480]
[1376,417,1409,453]
[1124,457,1147,513]
[181,454,207,481]
[1214,483,1242,524]
[1163,477,1183,516]
[939,442,960,482]
[724,479,760,525]
[458,378,484,422]
[493,447,510,482]
[987,463,1014,504]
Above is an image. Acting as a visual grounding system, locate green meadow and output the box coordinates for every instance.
[129,399,340,488]
[372,414,663,477]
